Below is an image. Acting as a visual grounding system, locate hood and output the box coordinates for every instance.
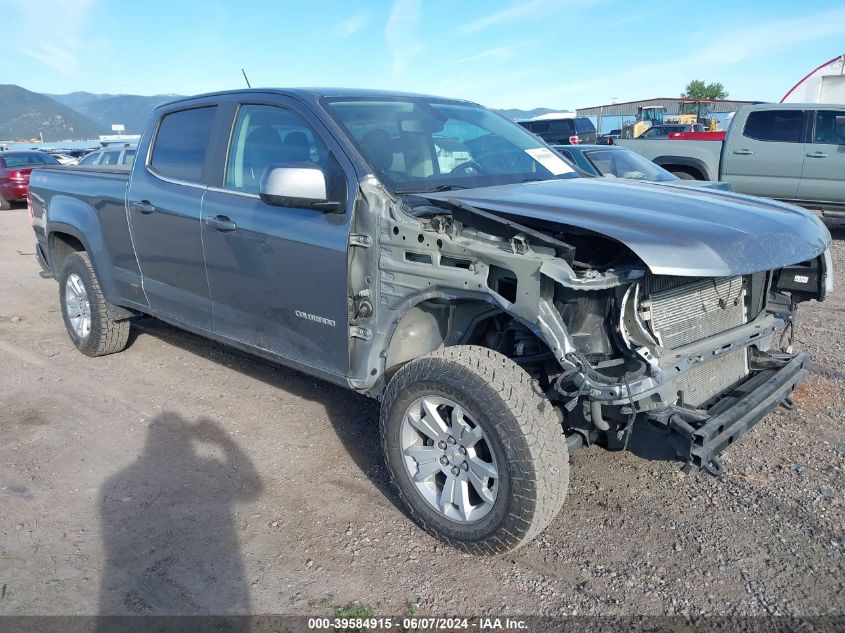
[657,179,734,192]
[427,178,831,277]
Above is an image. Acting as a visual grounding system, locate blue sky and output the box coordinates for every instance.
[2,0,844,110]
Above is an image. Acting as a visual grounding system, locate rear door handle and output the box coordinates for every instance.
[806,151,829,158]
[732,149,754,155]
[205,215,237,232]
[131,200,156,214]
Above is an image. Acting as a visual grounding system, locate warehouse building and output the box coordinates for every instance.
[577,97,757,134]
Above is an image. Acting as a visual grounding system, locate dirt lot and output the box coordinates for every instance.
[1,205,844,618]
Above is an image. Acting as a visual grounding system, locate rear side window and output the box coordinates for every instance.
[743,110,804,143]
[77,152,99,165]
[100,151,120,165]
[575,117,595,133]
[150,106,217,183]
[548,120,575,134]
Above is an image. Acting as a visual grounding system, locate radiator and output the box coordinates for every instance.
[643,277,749,407]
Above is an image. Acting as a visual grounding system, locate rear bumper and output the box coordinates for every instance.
[656,352,809,471]
[0,182,27,200]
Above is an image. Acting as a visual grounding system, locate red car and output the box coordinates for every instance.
[0,151,61,210]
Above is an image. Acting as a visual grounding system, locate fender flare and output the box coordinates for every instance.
[46,195,120,303]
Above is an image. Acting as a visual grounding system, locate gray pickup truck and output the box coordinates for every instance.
[615,103,845,221]
[29,89,832,554]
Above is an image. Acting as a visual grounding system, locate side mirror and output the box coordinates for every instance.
[259,164,341,213]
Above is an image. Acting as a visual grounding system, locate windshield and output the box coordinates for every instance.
[323,97,577,193]
[583,149,674,182]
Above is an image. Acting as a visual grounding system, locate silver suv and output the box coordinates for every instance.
[76,144,137,167]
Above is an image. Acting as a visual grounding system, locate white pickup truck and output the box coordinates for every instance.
[616,103,845,222]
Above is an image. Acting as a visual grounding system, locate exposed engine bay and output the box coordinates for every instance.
[348,176,833,473]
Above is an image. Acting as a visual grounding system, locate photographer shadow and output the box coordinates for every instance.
[98,413,262,621]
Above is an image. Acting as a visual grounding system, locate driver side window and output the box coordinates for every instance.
[226,104,328,194]
[814,110,845,145]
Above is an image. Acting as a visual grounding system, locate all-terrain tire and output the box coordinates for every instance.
[380,345,569,555]
[59,251,130,357]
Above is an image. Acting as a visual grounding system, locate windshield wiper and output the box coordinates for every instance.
[395,184,467,194]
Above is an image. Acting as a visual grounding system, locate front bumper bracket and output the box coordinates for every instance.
[656,352,809,473]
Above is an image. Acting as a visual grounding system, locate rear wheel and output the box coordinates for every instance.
[380,345,569,554]
[59,252,130,357]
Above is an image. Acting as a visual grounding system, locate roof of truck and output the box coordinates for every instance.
[740,102,845,110]
[158,88,472,109]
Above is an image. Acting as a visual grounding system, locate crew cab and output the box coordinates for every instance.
[615,103,845,222]
[28,89,832,554]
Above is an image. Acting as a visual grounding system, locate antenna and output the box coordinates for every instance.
[241,68,252,88]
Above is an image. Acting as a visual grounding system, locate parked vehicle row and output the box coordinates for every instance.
[28,88,831,554]
[76,144,138,168]
[0,150,61,210]
[638,123,706,139]
[615,103,845,221]
[0,144,140,209]
[517,112,597,145]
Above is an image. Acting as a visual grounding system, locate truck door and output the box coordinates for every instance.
[200,100,353,377]
[796,109,845,204]
[721,108,806,199]
[127,105,218,329]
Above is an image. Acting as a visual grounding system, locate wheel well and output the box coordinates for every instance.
[50,232,85,270]
[384,299,552,378]
[662,164,704,180]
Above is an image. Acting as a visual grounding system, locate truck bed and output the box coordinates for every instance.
[29,166,138,301]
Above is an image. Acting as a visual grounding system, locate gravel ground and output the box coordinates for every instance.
[0,205,843,617]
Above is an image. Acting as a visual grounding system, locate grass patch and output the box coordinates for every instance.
[335,603,375,619]
[334,603,377,633]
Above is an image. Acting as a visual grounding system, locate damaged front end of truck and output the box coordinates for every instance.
[348,176,833,474]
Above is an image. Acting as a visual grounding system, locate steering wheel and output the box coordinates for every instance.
[475,149,525,172]
[450,160,485,176]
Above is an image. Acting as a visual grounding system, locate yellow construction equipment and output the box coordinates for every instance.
[668,100,719,131]
[622,106,665,138]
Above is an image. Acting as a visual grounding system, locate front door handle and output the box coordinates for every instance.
[131,200,156,214]
[732,149,754,155]
[806,151,829,158]
[205,215,237,232]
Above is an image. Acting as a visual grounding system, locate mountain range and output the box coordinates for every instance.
[0,85,104,141]
[0,84,561,142]
[48,91,181,136]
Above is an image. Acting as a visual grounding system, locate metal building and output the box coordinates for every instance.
[577,98,757,133]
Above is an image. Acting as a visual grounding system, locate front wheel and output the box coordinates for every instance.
[59,251,130,357]
[380,346,569,554]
